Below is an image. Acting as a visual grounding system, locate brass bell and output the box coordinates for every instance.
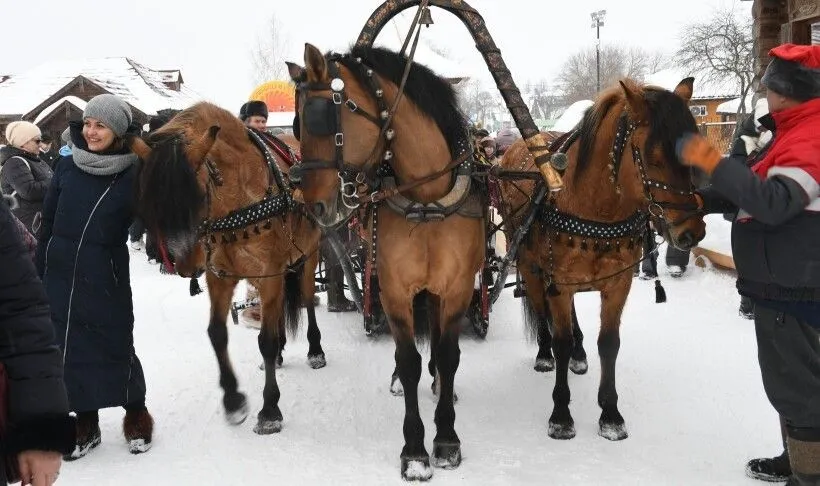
[419,7,434,27]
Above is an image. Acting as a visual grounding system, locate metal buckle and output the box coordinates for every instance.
[345,99,358,112]
[335,133,344,146]
[332,92,343,105]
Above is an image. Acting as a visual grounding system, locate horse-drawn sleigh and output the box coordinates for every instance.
[132,0,706,480]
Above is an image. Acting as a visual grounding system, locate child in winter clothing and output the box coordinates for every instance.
[678,44,820,486]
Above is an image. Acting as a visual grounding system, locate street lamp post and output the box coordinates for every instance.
[591,10,606,94]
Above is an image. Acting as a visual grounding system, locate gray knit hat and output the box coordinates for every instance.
[83,94,133,137]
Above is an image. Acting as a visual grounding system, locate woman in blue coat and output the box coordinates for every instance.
[35,94,153,460]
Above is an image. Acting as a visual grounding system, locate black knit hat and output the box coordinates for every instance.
[239,100,268,121]
[761,44,820,101]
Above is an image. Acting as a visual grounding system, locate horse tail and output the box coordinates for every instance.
[521,293,541,343]
[283,269,302,337]
[412,290,431,343]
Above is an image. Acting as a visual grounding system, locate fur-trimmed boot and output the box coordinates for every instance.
[65,411,101,461]
[123,408,154,454]
[787,434,820,486]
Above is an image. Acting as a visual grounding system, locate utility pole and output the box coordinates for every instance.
[591,10,607,94]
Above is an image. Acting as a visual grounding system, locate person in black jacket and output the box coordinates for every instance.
[36,94,153,461]
[0,195,75,485]
[678,44,820,486]
[1,121,53,237]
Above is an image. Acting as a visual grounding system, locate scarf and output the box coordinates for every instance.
[72,146,137,176]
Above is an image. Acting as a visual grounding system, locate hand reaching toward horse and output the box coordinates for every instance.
[676,133,723,175]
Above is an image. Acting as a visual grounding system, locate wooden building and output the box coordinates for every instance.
[0,58,200,145]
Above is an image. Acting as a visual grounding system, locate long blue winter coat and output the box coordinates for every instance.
[35,155,146,412]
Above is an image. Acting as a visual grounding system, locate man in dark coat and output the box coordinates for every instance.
[1,121,53,237]
[0,195,75,484]
[678,43,820,486]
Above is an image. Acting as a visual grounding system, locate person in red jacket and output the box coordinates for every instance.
[678,44,820,486]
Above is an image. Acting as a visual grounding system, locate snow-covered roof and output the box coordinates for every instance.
[0,57,202,117]
[644,67,739,100]
[32,96,87,124]
[716,96,754,114]
[552,100,593,133]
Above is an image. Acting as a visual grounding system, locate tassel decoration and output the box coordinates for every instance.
[654,279,667,303]
[189,277,203,296]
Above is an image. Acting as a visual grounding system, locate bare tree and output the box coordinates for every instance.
[250,14,291,85]
[526,78,563,121]
[456,79,504,129]
[556,46,668,103]
[677,8,755,115]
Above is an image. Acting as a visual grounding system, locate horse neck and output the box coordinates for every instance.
[209,142,270,214]
[386,101,454,203]
[560,114,645,220]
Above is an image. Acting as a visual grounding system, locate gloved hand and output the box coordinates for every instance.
[676,133,723,175]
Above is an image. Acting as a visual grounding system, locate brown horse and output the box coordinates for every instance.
[499,78,706,441]
[288,45,484,480]
[132,102,322,435]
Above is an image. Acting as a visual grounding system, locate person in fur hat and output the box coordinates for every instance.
[678,44,820,486]
[35,94,154,461]
[239,100,268,131]
[0,121,53,237]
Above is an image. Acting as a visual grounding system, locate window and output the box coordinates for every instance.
[690,105,708,117]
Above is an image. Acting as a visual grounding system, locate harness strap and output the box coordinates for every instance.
[366,150,472,204]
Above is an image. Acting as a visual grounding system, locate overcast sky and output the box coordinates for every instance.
[4,0,748,110]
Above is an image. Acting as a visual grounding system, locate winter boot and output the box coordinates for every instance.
[787,434,820,486]
[668,265,686,278]
[65,411,101,461]
[327,264,356,312]
[123,407,154,454]
[746,450,791,482]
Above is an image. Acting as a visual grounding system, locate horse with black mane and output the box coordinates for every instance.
[132,102,323,435]
[288,44,484,480]
[499,78,706,441]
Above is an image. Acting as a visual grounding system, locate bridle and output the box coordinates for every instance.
[291,55,395,210]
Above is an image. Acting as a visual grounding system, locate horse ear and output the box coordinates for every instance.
[619,80,648,122]
[127,134,152,161]
[303,43,327,82]
[674,77,695,102]
[286,62,305,82]
[188,125,221,162]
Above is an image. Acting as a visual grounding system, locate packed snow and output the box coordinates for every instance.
[56,243,779,485]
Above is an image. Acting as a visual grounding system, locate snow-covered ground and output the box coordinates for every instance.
[58,242,779,486]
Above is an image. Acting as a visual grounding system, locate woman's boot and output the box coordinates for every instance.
[65,410,101,461]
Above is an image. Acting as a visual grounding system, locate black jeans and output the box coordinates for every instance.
[129,217,145,243]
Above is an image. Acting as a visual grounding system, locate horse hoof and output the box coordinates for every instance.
[569,357,588,375]
[390,376,404,396]
[599,421,628,441]
[307,354,327,369]
[224,394,249,426]
[253,419,283,435]
[432,442,462,469]
[548,421,576,440]
[401,456,433,481]
[534,357,555,372]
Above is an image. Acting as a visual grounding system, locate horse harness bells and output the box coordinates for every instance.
[292,55,477,223]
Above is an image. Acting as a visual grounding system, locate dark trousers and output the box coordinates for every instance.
[129,217,145,243]
[665,245,690,267]
[754,305,820,430]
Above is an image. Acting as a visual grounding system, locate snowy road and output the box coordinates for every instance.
[59,245,778,486]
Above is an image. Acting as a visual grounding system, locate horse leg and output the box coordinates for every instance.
[254,277,285,435]
[597,283,630,440]
[302,254,326,369]
[205,273,248,425]
[386,306,431,480]
[432,294,466,470]
[546,292,576,440]
[569,301,589,375]
[519,264,555,372]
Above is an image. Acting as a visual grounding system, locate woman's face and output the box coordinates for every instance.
[83,117,116,152]
[19,136,42,155]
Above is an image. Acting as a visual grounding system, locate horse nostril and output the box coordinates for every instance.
[677,230,695,249]
[312,202,326,218]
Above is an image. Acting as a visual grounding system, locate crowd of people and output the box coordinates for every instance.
[0,43,818,485]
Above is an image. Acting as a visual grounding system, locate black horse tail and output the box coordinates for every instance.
[283,269,302,338]
[412,290,432,343]
[521,293,542,343]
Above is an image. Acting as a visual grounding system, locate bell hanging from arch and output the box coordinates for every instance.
[419,7,434,27]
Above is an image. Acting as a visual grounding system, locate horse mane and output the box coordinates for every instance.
[337,46,468,157]
[150,102,247,147]
[574,81,697,181]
